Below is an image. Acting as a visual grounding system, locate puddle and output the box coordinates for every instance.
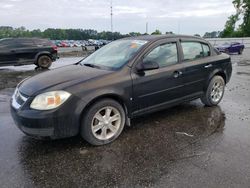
[237,60,250,66]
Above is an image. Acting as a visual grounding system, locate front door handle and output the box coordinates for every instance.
[173,70,183,78]
[204,64,212,68]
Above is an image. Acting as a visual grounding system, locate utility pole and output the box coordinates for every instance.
[146,22,148,34]
[178,20,180,34]
[110,0,113,33]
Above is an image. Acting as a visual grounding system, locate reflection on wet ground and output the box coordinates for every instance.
[17,103,225,187]
[0,57,83,90]
[0,51,250,187]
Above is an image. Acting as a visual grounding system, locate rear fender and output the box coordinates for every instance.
[204,69,227,91]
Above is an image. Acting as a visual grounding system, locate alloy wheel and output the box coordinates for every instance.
[91,106,121,140]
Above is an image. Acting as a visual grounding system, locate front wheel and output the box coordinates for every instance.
[81,99,125,146]
[201,76,225,106]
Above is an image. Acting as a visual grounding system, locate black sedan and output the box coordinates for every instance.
[11,35,232,145]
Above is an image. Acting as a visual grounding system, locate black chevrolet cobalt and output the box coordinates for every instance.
[11,35,232,145]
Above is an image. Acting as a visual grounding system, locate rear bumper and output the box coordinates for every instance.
[225,61,232,83]
[51,53,58,61]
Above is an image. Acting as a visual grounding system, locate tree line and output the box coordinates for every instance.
[0,25,215,39]
[0,26,174,40]
[0,26,125,40]
[221,0,250,37]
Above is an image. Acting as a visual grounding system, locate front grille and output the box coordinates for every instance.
[12,88,28,109]
[16,92,25,105]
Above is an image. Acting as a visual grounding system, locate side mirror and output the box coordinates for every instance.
[136,61,159,72]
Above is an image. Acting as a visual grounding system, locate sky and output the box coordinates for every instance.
[0,0,236,35]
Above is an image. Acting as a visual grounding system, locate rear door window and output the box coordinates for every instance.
[15,39,35,48]
[181,42,203,61]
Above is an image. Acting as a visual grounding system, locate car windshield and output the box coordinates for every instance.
[80,39,148,70]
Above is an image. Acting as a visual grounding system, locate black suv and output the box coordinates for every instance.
[11,35,232,145]
[0,38,58,68]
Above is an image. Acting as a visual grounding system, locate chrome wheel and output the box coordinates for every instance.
[91,106,121,140]
[210,80,224,103]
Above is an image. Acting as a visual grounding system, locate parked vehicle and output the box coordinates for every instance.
[11,35,232,145]
[0,38,58,68]
[215,42,245,54]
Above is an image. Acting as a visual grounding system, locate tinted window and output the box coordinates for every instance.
[181,42,203,60]
[202,44,210,57]
[15,39,35,48]
[0,39,17,49]
[33,39,53,46]
[143,42,178,67]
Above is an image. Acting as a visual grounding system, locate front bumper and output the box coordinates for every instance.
[10,94,82,139]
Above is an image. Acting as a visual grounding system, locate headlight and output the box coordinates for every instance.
[30,91,71,110]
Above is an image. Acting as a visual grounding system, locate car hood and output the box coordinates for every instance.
[19,64,112,96]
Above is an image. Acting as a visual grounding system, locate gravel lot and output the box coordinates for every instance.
[0,49,250,188]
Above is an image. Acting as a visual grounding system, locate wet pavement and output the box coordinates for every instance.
[0,51,250,188]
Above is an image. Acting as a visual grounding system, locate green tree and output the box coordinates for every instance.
[221,0,250,37]
[221,14,240,37]
[128,32,142,37]
[151,29,162,35]
[233,0,250,36]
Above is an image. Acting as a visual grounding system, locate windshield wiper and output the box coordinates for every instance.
[83,63,100,69]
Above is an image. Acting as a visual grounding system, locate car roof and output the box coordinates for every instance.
[121,34,205,42]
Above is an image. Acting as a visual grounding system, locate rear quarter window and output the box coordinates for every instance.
[202,43,211,57]
[33,39,53,47]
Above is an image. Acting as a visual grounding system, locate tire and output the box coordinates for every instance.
[238,48,243,55]
[81,99,126,146]
[37,55,52,68]
[201,76,225,107]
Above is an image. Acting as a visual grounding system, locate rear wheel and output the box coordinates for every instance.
[81,99,125,146]
[201,76,225,106]
[37,55,52,68]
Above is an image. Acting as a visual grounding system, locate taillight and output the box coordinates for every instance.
[52,45,58,51]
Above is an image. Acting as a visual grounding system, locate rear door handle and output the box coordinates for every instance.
[173,70,183,78]
[204,64,212,68]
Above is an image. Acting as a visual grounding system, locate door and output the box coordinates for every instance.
[14,39,38,64]
[0,39,17,66]
[179,41,213,96]
[131,41,185,114]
